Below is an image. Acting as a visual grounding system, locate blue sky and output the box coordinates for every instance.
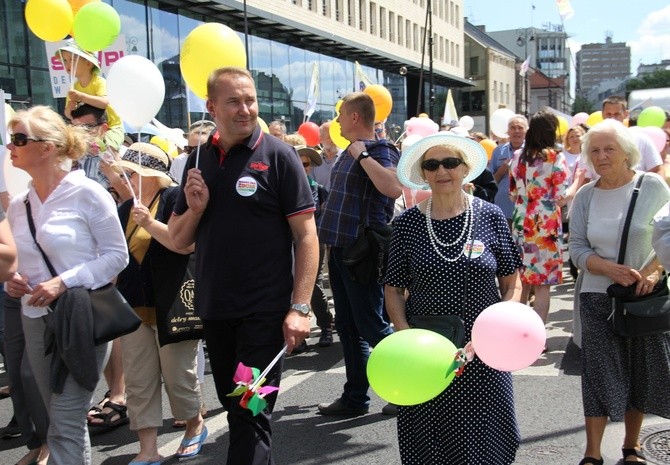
[463,0,670,75]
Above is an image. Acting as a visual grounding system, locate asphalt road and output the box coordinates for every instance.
[2,269,669,464]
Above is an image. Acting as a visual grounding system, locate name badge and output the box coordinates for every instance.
[463,240,485,259]
[236,176,257,197]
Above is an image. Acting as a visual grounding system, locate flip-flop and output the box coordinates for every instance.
[175,426,208,458]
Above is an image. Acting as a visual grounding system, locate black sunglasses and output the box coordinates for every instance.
[421,157,465,171]
[10,133,47,147]
[184,145,197,154]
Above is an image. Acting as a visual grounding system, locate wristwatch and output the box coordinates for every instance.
[290,303,312,316]
[357,150,370,162]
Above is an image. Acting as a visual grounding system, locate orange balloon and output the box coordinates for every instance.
[69,0,99,15]
[480,139,496,161]
[363,84,393,122]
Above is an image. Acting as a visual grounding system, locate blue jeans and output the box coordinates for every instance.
[329,247,393,408]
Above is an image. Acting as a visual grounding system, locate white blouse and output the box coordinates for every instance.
[7,170,128,318]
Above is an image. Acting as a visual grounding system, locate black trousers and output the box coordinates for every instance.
[203,312,286,465]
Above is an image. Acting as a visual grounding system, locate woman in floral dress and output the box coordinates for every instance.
[510,110,568,324]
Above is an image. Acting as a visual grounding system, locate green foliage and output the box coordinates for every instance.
[572,95,595,114]
[626,70,670,92]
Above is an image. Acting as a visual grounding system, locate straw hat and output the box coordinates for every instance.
[397,133,488,190]
[296,145,322,166]
[115,142,177,187]
[56,38,100,71]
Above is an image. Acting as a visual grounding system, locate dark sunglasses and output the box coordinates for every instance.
[302,162,311,168]
[421,157,465,171]
[10,133,47,147]
[184,145,197,155]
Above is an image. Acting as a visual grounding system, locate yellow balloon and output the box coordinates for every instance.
[329,120,350,150]
[25,0,73,42]
[363,84,393,122]
[335,99,343,115]
[258,116,269,134]
[180,23,247,100]
[586,111,603,127]
[555,115,569,138]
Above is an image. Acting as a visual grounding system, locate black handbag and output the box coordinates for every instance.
[342,174,393,285]
[25,199,141,345]
[408,200,481,348]
[605,175,670,338]
[154,254,204,346]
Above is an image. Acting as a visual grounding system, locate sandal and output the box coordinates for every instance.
[623,447,647,464]
[578,457,603,465]
[87,390,111,418]
[88,401,129,429]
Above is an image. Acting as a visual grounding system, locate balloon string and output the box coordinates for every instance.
[137,131,142,203]
[70,54,78,91]
[195,109,207,169]
[394,130,406,145]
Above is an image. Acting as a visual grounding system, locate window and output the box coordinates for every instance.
[359,0,366,30]
[456,44,459,66]
[380,7,386,38]
[369,2,376,35]
[322,0,329,16]
[470,56,479,75]
[389,11,395,42]
[455,5,459,27]
[406,19,411,48]
[493,81,498,103]
[335,0,342,21]
[413,23,419,52]
[398,15,403,45]
[348,0,354,26]
[506,83,510,104]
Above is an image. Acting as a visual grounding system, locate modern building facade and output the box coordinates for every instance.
[1,0,471,133]
[637,59,670,77]
[576,35,630,96]
[487,24,571,114]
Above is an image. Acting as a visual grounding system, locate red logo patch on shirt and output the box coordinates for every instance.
[249,161,269,171]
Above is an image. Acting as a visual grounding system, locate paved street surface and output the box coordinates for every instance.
[2,265,669,464]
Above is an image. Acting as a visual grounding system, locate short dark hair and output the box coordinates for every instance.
[602,95,627,111]
[71,103,107,125]
[341,92,375,128]
[207,67,254,100]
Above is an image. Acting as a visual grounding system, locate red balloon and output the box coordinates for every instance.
[298,122,320,146]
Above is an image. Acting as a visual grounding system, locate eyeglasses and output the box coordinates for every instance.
[421,157,466,171]
[10,133,47,147]
[73,123,103,131]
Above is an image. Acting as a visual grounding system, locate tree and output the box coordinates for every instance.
[626,70,670,92]
[572,95,595,114]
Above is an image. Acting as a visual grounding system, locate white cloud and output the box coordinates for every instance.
[629,6,670,68]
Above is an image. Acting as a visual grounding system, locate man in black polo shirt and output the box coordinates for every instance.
[169,67,319,465]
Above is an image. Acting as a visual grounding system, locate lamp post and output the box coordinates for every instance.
[516,28,534,117]
[416,0,434,119]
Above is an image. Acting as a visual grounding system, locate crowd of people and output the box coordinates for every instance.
[1,54,670,465]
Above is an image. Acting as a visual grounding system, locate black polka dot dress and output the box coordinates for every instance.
[385,197,523,465]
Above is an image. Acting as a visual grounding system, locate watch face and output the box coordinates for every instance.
[292,304,310,314]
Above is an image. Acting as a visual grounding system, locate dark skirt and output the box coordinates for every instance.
[580,292,670,420]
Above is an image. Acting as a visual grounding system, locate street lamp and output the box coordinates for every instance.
[416,0,434,119]
[516,28,534,117]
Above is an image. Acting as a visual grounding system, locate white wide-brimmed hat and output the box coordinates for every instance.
[56,38,100,71]
[115,142,177,187]
[397,133,488,190]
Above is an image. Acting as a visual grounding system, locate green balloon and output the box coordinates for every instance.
[367,329,458,406]
[638,106,666,128]
[73,2,121,51]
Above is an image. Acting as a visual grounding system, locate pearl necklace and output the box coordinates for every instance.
[425,195,473,262]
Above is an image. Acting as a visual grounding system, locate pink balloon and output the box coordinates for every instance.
[406,117,439,138]
[571,112,588,127]
[640,126,667,153]
[471,302,546,371]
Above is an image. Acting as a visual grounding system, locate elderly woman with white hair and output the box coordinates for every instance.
[569,119,670,465]
[113,143,206,464]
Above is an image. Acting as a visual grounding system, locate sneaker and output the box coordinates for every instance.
[381,403,398,416]
[318,327,333,347]
[292,340,308,354]
[1,416,21,439]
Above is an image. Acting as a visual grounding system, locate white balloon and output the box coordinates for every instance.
[459,115,474,131]
[107,55,166,131]
[490,108,516,138]
[401,134,422,149]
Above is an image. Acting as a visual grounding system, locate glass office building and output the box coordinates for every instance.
[1,0,466,136]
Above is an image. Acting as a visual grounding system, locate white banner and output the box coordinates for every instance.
[45,34,128,99]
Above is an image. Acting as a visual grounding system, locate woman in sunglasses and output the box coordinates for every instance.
[387,133,522,464]
[5,105,128,465]
[509,111,568,327]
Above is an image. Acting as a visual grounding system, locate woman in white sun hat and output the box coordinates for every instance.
[386,133,523,464]
[113,143,207,464]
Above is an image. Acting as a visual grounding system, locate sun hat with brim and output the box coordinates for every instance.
[56,38,100,71]
[114,142,177,186]
[296,145,322,166]
[397,133,488,190]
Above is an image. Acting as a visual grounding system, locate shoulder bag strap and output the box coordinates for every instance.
[24,198,57,278]
[615,174,645,265]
